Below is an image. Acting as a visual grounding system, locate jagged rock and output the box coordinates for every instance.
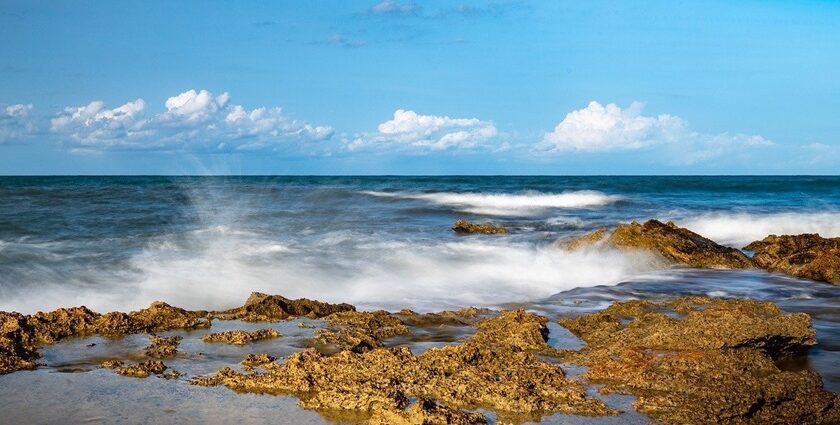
[191,309,613,420]
[369,398,488,425]
[125,302,211,332]
[396,307,493,327]
[144,335,182,358]
[745,234,840,284]
[314,310,409,353]
[28,306,101,344]
[201,329,281,345]
[114,360,168,378]
[557,297,839,424]
[213,292,355,322]
[0,312,39,374]
[564,220,752,269]
[241,353,277,369]
[100,359,124,369]
[451,219,508,235]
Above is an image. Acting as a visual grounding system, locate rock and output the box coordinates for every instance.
[201,329,281,345]
[144,335,182,358]
[0,312,39,374]
[213,292,355,322]
[241,353,277,368]
[745,234,840,284]
[557,297,839,424]
[125,302,211,332]
[314,310,409,353]
[396,307,493,327]
[100,359,124,369]
[191,309,614,420]
[369,398,488,425]
[28,306,101,344]
[451,219,509,235]
[558,228,609,250]
[114,360,168,378]
[565,220,753,269]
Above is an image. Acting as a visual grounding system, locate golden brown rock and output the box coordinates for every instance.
[565,220,752,269]
[241,353,277,368]
[396,307,493,327]
[558,297,839,424]
[213,292,355,322]
[315,310,409,353]
[114,360,168,378]
[558,228,608,250]
[745,233,840,284]
[28,306,100,343]
[191,309,613,419]
[201,328,281,345]
[125,302,211,332]
[144,335,182,358]
[451,219,509,235]
[0,312,39,374]
[369,398,488,425]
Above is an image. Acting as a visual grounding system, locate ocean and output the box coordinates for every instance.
[1,175,840,406]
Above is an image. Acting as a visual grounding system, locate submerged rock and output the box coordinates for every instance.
[144,335,182,358]
[213,292,355,322]
[395,307,493,327]
[201,329,281,345]
[451,219,509,235]
[192,309,613,420]
[112,360,168,378]
[241,353,277,369]
[745,234,840,284]
[564,220,753,269]
[558,297,839,424]
[369,398,488,425]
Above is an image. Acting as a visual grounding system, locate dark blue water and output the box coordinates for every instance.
[1,176,839,408]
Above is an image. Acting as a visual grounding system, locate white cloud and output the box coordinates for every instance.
[50,89,333,152]
[0,104,37,143]
[349,109,498,151]
[541,101,771,162]
[371,1,419,15]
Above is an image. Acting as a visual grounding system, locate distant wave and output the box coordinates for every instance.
[678,212,840,247]
[361,190,621,216]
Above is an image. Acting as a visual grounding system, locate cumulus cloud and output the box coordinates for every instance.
[348,109,498,151]
[0,104,37,143]
[541,101,771,162]
[50,89,333,152]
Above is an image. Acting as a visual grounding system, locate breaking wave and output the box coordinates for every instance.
[362,190,622,216]
[678,212,840,247]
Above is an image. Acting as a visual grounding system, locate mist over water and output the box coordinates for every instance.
[1,176,840,315]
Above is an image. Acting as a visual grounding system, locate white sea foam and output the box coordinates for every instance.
[0,226,661,314]
[677,212,840,247]
[362,190,621,216]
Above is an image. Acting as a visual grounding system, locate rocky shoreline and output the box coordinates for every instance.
[2,220,840,424]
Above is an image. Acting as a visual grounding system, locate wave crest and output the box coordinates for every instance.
[678,212,840,247]
[362,190,621,216]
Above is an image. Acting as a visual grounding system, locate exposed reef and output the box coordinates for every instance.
[212,292,355,322]
[368,398,488,425]
[564,220,752,269]
[557,296,840,424]
[314,310,410,353]
[202,329,281,345]
[144,335,182,358]
[746,233,840,284]
[191,309,613,422]
[451,219,509,235]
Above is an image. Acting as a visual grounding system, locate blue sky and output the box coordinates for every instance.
[0,0,838,175]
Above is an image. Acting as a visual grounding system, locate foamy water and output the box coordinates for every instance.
[361,190,622,216]
[1,176,840,315]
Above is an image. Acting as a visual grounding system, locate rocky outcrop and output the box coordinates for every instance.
[213,292,355,322]
[314,310,409,353]
[104,359,168,378]
[395,307,493,327]
[451,219,508,235]
[201,329,281,345]
[564,220,753,269]
[745,234,840,284]
[557,297,839,424]
[369,398,488,425]
[190,309,614,420]
[0,312,39,374]
[144,335,182,358]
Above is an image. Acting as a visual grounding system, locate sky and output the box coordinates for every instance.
[0,0,838,175]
